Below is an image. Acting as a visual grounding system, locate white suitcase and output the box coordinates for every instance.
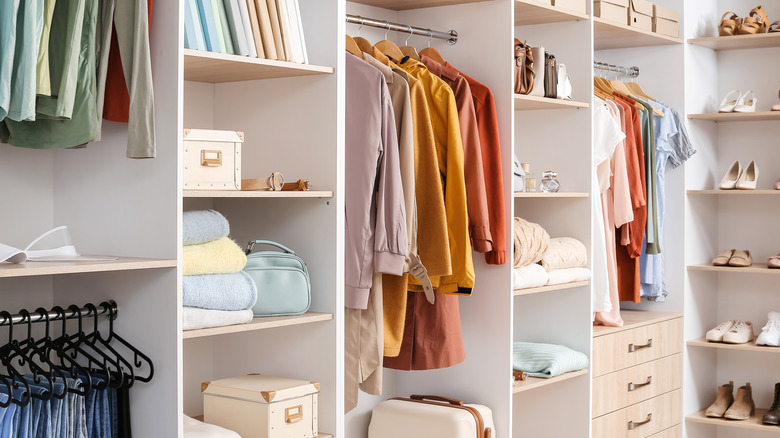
[368,395,494,438]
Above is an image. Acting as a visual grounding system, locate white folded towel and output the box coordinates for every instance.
[512,264,549,290]
[547,267,591,285]
[184,415,241,437]
[183,307,254,331]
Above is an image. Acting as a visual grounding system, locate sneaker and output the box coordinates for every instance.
[756,312,780,347]
[706,320,736,342]
[723,321,754,344]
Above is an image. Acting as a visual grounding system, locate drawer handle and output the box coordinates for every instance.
[201,150,223,167]
[628,376,652,392]
[627,413,652,430]
[285,405,303,424]
[628,338,652,353]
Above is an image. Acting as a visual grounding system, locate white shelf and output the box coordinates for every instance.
[688,338,780,354]
[688,190,780,196]
[687,409,779,433]
[513,280,589,296]
[0,258,176,279]
[348,0,490,10]
[513,369,588,394]
[594,17,682,50]
[514,191,589,198]
[183,312,334,339]
[514,0,589,26]
[514,94,589,110]
[183,49,333,83]
[184,190,334,198]
[688,33,780,51]
[688,264,779,275]
[688,112,780,122]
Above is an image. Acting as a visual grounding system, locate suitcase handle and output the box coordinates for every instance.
[409,395,464,406]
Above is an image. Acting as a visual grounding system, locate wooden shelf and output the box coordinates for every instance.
[184,190,334,198]
[688,338,780,354]
[687,408,779,433]
[514,94,589,110]
[347,0,490,10]
[514,191,589,198]
[183,312,333,339]
[594,310,683,337]
[689,33,780,51]
[513,369,588,394]
[183,49,333,83]
[0,257,176,279]
[688,190,780,196]
[190,417,332,437]
[514,0,589,26]
[688,112,780,122]
[594,17,682,50]
[513,280,589,296]
[688,264,779,275]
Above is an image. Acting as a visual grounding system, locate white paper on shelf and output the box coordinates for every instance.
[1,226,119,264]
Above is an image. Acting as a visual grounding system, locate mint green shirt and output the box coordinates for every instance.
[7,0,44,122]
[36,0,56,96]
[0,0,21,120]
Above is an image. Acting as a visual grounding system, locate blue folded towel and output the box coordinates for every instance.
[183,271,258,311]
[183,210,230,246]
[513,342,589,378]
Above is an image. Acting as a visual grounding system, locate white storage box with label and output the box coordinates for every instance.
[183,128,243,191]
[594,0,628,24]
[653,4,680,37]
[628,0,653,31]
[553,0,586,14]
[202,374,320,438]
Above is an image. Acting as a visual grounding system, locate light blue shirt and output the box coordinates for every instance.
[0,0,21,120]
[6,0,44,122]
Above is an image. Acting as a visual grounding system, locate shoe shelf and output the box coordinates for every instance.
[687,338,780,355]
[512,369,588,394]
[688,264,779,275]
[688,33,780,51]
[348,0,491,10]
[593,17,682,50]
[183,190,334,199]
[0,258,176,279]
[514,0,589,26]
[183,49,334,83]
[514,94,590,110]
[513,191,589,198]
[688,112,780,122]
[183,312,334,340]
[687,408,779,433]
[688,190,780,196]
[513,280,589,297]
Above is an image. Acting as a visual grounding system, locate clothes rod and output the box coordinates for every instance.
[0,300,118,327]
[346,14,458,45]
[594,61,639,78]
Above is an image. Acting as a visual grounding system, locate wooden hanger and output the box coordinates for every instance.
[625,81,664,117]
[419,47,446,65]
[346,35,362,57]
[375,40,405,63]
[399,26,420,61]
[354,37,375,55]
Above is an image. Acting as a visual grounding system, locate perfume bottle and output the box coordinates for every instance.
[522,163,536,192]
[540,171,560,193]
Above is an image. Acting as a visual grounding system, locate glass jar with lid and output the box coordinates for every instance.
[540,171,560,193]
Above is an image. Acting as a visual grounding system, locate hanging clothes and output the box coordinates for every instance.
[36,0,56,97]
[6,0,43,122]
[0,0,21,120]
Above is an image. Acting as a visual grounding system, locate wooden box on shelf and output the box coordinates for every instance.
[628,0,653,32]
[594,0,628,25]
[652,4,679,38]
[183,129,244,191]
[202,374,320,438]
[552,0,586,13]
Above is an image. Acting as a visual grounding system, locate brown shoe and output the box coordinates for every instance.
[724,383,755,420]
[729,250,753,267]
[713,249,736,266]
[706,381,734,417]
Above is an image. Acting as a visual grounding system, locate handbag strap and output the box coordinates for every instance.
[246,240,295,255]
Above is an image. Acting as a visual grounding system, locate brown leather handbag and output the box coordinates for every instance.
[514,39,535,95]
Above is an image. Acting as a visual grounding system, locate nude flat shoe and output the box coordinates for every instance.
[773,90,780,111]
[713,249,736,266]
[719,161,742,190]
[736,161,759,190]
[769,255,780,269]
[729,250,753,267]
[774,177,780,190]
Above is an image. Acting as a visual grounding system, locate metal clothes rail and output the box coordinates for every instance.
[346,14,458,45]
[594,61,640,78]
[0,300,118,326]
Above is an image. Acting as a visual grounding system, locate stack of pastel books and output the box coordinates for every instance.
[184,0,308,64]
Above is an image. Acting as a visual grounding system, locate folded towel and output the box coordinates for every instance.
[513,342,589,378]
[182,307,254,331]
[512,264,549,290]
[184,415,241,437]
[183,237,247,276]
[183,272,258,311]
[513,217,550,268]
[539,237,588,272]
[183,210,230,246]
[547,267,591,285]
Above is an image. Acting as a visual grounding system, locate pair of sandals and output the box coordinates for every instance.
[712,249,753,267]
[719,6,780,36]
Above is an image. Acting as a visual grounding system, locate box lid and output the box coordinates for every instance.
[183,128,245,143]
[596,0,629,7]
[202,374,320,404]
[653,4,679,21]
[629,0,652,16]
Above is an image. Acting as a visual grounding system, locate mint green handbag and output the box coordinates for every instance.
[243,240,311,317]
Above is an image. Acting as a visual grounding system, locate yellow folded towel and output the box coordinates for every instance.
[183,237,247,276]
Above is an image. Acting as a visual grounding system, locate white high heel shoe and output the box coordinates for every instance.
[734,90,757,113]
[736,161,759,190]
[719,89,741,113]
[719,161,742,190]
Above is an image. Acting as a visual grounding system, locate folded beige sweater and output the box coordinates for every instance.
[540,237,588,272]
[513,217,550,268]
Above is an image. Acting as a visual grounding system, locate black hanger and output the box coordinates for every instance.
[0,311,32,407]
[8,309,59,401]
[68,304,129,389]
[79,303,137,389]
[101,301,154,384]
[32,307,91,396]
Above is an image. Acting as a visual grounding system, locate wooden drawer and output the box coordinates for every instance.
[648,424,681,438]
[593,390,681,438]
[593,318,682,377]
[593,354,682,417]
